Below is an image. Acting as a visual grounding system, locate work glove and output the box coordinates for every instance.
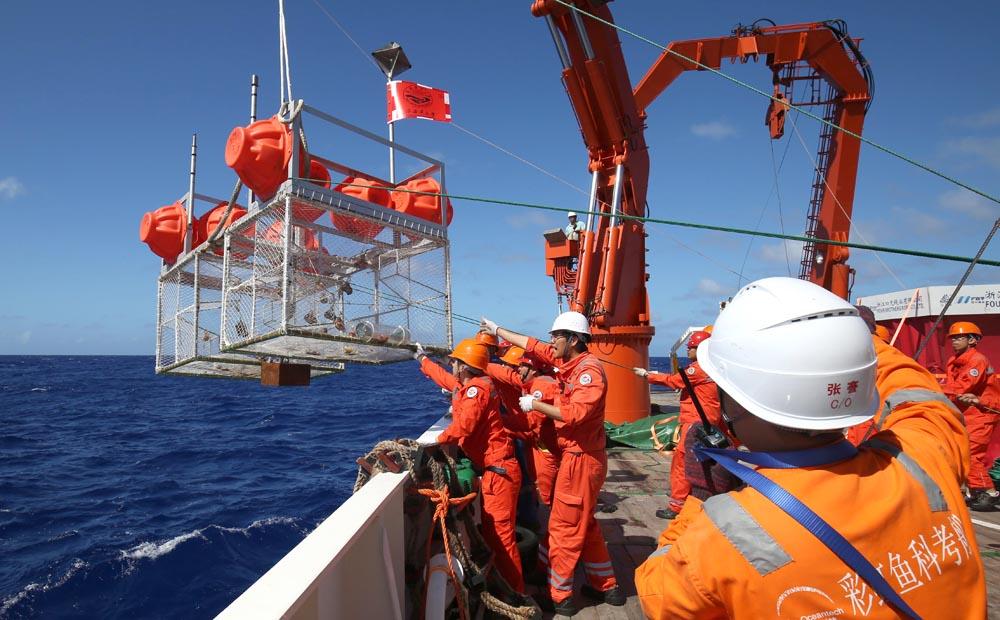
[633,367,649,378]
[519,395,536,413]
[480,317,498,336]
[413,342,426,361]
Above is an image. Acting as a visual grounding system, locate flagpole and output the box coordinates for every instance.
[388,80,396,184]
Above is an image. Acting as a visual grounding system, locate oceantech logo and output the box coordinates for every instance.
[941,294,985,305]
[404,93,432,106]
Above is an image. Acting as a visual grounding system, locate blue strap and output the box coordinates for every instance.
[697,440,857,470]
[695,446,922,620]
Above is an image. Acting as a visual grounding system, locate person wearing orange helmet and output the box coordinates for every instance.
[633,330,723,520]
[481,312,623,616]
[413,339,524,592]
[941,321,996,511]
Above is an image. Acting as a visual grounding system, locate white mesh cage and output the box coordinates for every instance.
[220,180,451,364]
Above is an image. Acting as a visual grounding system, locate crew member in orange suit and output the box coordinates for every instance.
[481,312,624,616]
[633,330,721,520]
[487,346,562,506]
[941,321,996,511]
[413,339,524,593]
[635,277,986,619]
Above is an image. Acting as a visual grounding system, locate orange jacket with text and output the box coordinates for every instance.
[942,347,991,405]
[636,339,986,619]
[525,337,607,453]
[647,362,723,427]
[420,357,514,468]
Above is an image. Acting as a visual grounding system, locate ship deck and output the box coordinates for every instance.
[534,392,1000,618]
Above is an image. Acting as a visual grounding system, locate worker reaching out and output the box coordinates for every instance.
[636,277,986,619]
[481,312,624,616]
[414,339,524,593]
[633,330,722,519]
[941,321,997,511]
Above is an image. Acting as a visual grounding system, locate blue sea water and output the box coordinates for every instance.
[0,355,675,618]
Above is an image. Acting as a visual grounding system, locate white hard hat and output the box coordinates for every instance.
[567,212,577,218]
[550,311,590,336]
[698,277,879,431]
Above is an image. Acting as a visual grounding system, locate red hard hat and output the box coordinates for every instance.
[687,331,711,349]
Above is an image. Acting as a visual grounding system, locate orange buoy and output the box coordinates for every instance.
[140,201,191,262]
[391,177,453,226]
[330,176,392,239]
[225,116,311,200]
[263,219,321,252]
[294,160,333,222]
[198,201,248,256]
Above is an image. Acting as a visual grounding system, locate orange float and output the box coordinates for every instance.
[294,160,333,222]
[391,177,453,226]
[225,116,311,200]
[330,176,392,239]
[198,201,248,256]
[263,219,321,252]
[139,201,193,262]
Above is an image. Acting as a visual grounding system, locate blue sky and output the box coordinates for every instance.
[1,1,998,355]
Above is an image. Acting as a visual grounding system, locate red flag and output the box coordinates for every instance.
[386,80,452,123]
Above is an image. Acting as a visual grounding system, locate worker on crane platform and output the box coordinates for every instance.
[564,212,584,241]
[635,277,986,619]
[940,321,997,511]
[633,330,724,520]
[413,339,524,593]
[481,312,625,616]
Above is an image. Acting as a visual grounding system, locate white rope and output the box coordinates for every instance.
[789,110,907,290]
[278,0,293,104]
[310,0,382,72]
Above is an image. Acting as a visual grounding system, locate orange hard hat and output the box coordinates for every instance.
[874,325,891,342]
[687,331,711,349]
[703,324,714,334]
[476,332,499,347]
[948,321,982,338]
[500,346,525,367]
[450,338,489,371]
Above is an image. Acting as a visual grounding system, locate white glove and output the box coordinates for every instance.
[633,367,649,378]
[519,395,536,413]
[480,317,498,336]
[413,342,426,360]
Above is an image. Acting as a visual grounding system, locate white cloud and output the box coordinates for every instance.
[505,211,552,229]
[0,177,25,200]
[690,120,736,140]
[938,189,997,221]
[944,136,1000,170]
[759,239,805,263]
[696,278,727,296]
[948,107,1000,129]
[890,206,948,235]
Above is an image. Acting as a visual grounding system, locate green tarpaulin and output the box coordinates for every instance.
[605,413,680,451]
[990,458,1000,490]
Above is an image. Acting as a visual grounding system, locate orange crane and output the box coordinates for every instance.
[633,19,873,298]
[533,5,872,423]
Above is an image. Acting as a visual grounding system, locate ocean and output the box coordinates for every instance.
[0,354,674,618]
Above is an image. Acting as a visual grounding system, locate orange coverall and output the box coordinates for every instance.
[526,337,617,603]
[941,347,994,490]
[646,362,722,512]
[486,364,563,504]
[636,339,986,619]
[420,358,524,592]
[845,336,900,446]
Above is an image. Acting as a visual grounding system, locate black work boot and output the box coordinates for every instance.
[970,491,998,512]
[538,594,576,617]
[581,584,626,606]
[655,508,679,520]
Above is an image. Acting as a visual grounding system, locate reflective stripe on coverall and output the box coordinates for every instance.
[647,362,722,512]
[526,337,617,602]
[942,348,995,490]
[636,339,987,619]
[419,357,524,592]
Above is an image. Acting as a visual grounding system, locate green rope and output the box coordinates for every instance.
[551,0,1000,208]
[295,177,1000,268]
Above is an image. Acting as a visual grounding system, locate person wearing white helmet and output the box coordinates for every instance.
[481,312,623,615]
[564,212,584,241]
[636,277,985,619]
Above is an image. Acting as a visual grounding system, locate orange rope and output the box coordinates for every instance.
[418,485,478,620]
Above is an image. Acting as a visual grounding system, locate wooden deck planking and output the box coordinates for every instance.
[534,390,1000,617]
